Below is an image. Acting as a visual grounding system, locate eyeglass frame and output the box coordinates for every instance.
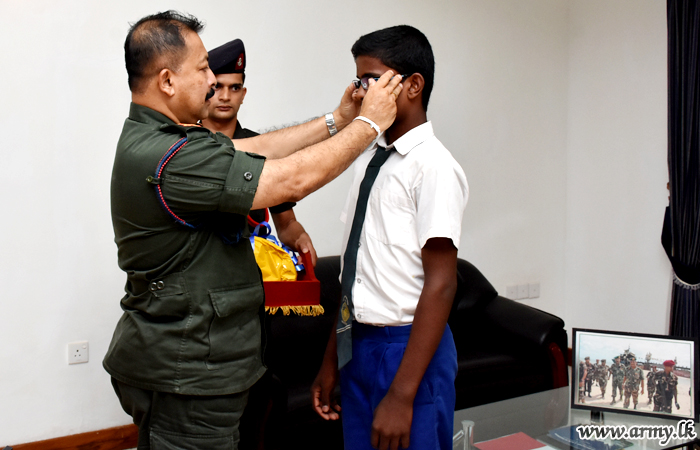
[352,74,411,91]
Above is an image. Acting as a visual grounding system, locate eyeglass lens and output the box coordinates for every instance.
[353,74,410,90]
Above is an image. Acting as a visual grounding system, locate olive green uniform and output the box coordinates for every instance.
[232,122,295,226]
[104,104,266,447]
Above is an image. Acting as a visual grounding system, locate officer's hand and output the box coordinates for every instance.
[334,82,361,130]
[357,70,403,133]
[677,402,681,409]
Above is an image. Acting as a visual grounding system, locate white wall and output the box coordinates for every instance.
[564,0,671,336]
[0,0,669,445]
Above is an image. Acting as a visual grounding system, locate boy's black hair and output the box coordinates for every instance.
[351,25,435,111]
[124,11,204,93]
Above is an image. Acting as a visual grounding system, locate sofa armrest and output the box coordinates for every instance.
[481,296,568,388]
[482,296,566,349]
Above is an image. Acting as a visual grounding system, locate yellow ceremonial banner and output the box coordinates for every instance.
[252,236,297,282]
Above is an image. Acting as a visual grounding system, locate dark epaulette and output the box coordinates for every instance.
[158,122,212,141]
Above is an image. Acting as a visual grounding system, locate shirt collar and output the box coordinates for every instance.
[128,102,177,127]
[377,121,434,156]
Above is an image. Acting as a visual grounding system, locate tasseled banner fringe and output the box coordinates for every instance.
[265,305,325,316]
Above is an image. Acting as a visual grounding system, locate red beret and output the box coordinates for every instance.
[663,360,676,367]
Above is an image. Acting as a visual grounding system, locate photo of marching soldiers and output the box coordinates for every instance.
[574,331,695,420]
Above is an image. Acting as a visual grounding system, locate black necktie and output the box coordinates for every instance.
[337,146,393,369]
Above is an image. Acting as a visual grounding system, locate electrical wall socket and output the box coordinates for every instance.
[529,283,540,298]
[517,284,529,300]
[67,341,89,365]
[505,283,541,300]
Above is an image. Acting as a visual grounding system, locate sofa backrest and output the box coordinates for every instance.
[452,259,499,312]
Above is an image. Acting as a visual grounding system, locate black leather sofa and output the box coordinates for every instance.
[250,256,568,450]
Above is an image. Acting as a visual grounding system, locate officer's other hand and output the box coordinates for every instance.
[677,402,681,409]
[357,70,403,133]
[335,82,362,130]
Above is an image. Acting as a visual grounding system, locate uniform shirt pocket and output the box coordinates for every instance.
[122,273,190,321]
[364,187,415,246]
[206,284,264,368]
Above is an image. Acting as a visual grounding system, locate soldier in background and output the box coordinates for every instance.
[646,365,657,404]
[596,359,608,399]
[578,359,587,404]
[653,360,679,413]
[584,356,595,397]
[623,356,644,409]
[621,347,636,367]
[609,356,625,404]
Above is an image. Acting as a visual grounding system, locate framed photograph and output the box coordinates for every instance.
[571,328,698,421]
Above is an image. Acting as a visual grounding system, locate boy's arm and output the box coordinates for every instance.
[371,237,458,450]
[311,314,341,420]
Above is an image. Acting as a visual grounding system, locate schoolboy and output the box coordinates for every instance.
[311,25,469,450]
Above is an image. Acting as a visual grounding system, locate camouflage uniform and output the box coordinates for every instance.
[609,361,625,403]
[653,370,679,413]
[585,361,595,396]
[623,366,644,408]
[596,362,608,398]
[646,369,656,402]
[578,361,587,403]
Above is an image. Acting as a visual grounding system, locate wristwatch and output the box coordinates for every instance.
[325,112,338,137]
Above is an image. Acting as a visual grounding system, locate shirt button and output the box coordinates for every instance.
[357,278,361,284]
[149,282,158,292]
[358,242,362,248]
[357,314,362,319]
[157,281,165,290]
[244,172,253,181]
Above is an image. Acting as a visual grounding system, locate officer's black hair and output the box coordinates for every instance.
[351,25,435,111]
[125,11,204,93]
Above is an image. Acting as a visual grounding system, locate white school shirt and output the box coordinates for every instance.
[339,121,469,326]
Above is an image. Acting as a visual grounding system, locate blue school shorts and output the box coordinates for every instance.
[340,322,457,450]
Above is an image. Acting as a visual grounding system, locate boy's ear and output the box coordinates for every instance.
[405,73,425,101]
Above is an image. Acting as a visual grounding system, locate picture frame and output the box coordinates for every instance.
[571,328,698,421]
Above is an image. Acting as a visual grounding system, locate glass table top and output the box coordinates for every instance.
[453,387,699,450]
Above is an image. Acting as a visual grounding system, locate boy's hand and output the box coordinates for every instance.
[371,391,413,450]
[311,357,341,420]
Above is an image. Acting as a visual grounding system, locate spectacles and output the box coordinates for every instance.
[353,74,411,90]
